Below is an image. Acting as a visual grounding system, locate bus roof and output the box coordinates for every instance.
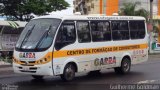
[33,15,146,21]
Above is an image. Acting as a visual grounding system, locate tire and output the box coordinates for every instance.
[32,75,44,79]
[114,58,131,74]
[60,63,75,81]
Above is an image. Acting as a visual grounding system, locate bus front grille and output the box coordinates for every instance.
[18,67,38,73]
[20,61,36,66]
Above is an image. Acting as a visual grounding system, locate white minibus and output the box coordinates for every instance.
[13,15,148,81]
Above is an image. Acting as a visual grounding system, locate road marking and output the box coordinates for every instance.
[137,80,157,84]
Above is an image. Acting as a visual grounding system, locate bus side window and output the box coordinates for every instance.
[55,22,76,50]
[91,21,111,42]
[77,21,91,43]
[129,21,145,39]
[111,21,129,41]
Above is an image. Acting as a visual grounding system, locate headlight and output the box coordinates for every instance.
[36,58,48,64]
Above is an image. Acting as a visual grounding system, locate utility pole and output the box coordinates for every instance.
[150,0,153,24]
[149,0,154,53]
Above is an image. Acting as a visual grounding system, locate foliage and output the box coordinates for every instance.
[0,0,69,21]
[119,2,149,22]
[153,20,160,33]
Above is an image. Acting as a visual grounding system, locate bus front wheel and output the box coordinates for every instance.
[60,63,75,81]
[114,58,131,74]
[32,75,44,80]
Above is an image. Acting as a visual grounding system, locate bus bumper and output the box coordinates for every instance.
[13,63,54,76]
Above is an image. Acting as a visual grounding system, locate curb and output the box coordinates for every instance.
[0,65,13,74]
[149,53,160,55]
[0,74,27,79]
[149,54,160,58]
[0,65,12,68]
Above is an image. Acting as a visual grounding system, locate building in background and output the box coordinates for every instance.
[73,0,160,16]
[73,0,119,15]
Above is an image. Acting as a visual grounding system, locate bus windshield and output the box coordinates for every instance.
[16,18,61,51]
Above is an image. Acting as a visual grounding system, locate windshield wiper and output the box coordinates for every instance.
[20,25,35,49]
[35,25,52,49]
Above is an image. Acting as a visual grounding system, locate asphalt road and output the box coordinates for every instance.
[0,55,160,90]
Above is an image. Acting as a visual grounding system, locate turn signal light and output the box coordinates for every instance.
[36,58,48,64]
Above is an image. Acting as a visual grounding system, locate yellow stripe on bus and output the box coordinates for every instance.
[13,43,148,65]
[53,43,148,58]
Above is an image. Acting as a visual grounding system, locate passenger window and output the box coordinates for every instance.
[55,22,76,50]
[129,21,145,39]
[111,21,129,40]
[77,21,91,43]
[91,21,111,42]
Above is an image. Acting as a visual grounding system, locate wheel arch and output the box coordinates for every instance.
[121,54,131,64]
[61,58,79,74]
[66,62,78,72]
[121,52,132,63]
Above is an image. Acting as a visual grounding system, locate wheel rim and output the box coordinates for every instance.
[65,65,75,80]
[123,61,130,72]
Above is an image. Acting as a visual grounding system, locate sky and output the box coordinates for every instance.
[50,0,74,15]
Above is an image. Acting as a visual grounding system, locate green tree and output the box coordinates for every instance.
[119,2,149,21]
[135,9,149,20]
[0,0,69,21]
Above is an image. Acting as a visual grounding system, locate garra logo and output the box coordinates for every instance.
[19,53,35,58]
[94,56,116,66]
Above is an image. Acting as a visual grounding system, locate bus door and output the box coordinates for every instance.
[53,21,76,75]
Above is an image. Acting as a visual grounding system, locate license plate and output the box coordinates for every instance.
[23,67,30,71]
